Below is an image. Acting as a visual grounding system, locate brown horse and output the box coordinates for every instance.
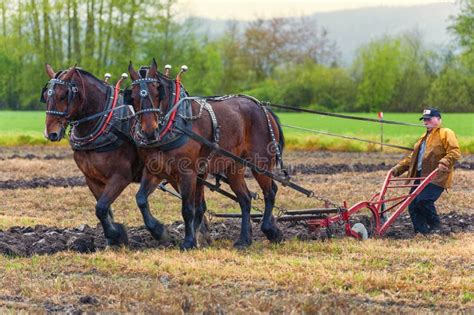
[42,64,169,246]
[128,59,285,250]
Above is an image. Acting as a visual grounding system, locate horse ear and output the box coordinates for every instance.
[45,63,56,79]
[148,58,158,78]
[62,66,76,81]
[129,61,139,81]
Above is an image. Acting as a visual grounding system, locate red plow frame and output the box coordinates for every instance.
[212,169,439,240]
[307,168,439,239]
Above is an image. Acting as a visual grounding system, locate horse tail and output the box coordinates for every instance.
[266,107,285,158]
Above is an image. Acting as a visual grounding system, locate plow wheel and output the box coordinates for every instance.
[351,223,368,240]
[350,208,377,239]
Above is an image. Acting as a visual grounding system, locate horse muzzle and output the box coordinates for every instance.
[143,129,159,142]
[46,128,65,142]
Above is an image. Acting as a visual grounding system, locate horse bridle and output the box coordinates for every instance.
[41,78,79,119]
[125,77,163,117]
[41,71,117,128]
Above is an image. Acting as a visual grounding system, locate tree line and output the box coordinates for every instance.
[0,0,472,112]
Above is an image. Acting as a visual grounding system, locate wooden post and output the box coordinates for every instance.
[378,111,384,152]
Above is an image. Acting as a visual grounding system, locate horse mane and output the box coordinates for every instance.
[55,67,106,87]
[74,68,107,86]
[153,71,173,102]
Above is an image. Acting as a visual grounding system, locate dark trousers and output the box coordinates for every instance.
[409,171,444,234]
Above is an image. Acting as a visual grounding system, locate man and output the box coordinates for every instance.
[391,108,461,234]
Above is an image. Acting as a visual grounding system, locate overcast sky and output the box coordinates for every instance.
[181,0,453,20]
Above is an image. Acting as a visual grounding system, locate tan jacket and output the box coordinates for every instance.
[392,127,461,188]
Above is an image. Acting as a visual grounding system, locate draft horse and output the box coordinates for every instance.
[128,59,285,249]
[42,65,169,246]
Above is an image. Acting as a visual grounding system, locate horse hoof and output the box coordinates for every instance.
[233,238,252,250]
[149,223,169,242]
[106,223,129,247]
[262,226,283,244]
[179,240,196,251]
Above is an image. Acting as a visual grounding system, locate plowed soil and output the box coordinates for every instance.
[1,211,472,257]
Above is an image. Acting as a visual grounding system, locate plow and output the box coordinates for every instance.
[197,151,438,240]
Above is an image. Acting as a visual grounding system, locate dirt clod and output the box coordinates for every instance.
[78,295,99,305]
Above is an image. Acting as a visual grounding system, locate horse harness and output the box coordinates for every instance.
[204,94,286,174]
[181,98,220,174]
[125,67,220,156]
[41,71,284,174]
[175,94,287,176]
[68,86,132,151]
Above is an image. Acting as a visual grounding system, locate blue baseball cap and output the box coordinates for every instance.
[419,108,441,120]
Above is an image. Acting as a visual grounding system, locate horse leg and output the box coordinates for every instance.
[193,176,205,232]
[179,172,198,250]
[85,178,115,222]
[194,175,211,246]
[253,172,283,243]
[226,170,253,249]
[136,169,168,241]
[93,176,131,247]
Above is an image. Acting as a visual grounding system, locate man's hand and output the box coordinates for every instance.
[390,167,398,176]
[438,163,448,172]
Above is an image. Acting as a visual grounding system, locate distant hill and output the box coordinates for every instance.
[189,3,459,65]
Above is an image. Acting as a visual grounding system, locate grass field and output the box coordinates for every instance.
[0,111,473,152]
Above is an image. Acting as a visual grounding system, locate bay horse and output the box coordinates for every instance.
[128,59,285,250]
[42,64,170,247]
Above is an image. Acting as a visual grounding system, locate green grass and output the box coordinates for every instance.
[0,111,50,145]
[1,111,473,152]
[278,112,474,153]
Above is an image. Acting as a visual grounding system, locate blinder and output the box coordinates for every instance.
[123,89,133,105]
[39,86,48,103]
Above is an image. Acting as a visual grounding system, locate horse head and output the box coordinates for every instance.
[128,58,170,141]
[42,64,85,141]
